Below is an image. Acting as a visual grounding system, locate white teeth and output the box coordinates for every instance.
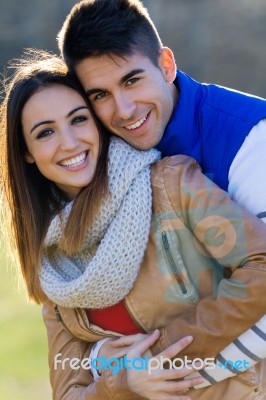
[59,151,87,167]
[126,115,147,130]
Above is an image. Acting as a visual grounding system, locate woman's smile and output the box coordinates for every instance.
[57,150,89,170]
[22,85,100,199]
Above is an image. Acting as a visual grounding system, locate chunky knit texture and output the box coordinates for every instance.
[40,137,160,308]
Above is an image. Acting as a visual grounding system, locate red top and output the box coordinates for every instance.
[86,300,143,335]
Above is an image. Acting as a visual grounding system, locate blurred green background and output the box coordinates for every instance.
[0,247,51,399]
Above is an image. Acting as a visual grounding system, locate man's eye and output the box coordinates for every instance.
[36,129,53,139]
[126,78,139,86]
[93,92,108,101]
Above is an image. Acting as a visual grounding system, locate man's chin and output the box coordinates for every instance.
[111,131,160,150]
[132,135,161,150]
[126,137,156,150]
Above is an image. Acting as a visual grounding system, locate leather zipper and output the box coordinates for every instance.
[161,231,188,294]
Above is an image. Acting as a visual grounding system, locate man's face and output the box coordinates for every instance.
[75,49,177,150]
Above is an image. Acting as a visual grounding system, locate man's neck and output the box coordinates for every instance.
[170,80,179,107]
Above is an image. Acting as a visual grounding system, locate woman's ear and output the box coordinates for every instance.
[25,152,35,164]
[158,47,177,83]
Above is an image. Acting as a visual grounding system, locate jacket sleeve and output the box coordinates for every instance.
[150,155,266,360]
[42,300,144,400]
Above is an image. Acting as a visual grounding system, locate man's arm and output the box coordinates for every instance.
[229,118,266,223]
[184,314,266,388]
[150,155,266,360]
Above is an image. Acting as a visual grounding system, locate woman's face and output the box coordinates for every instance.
[22,84,100,199]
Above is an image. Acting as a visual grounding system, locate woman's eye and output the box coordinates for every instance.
[36,129,53,139]
[72,115,88,124]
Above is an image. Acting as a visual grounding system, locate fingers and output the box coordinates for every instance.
[110,348,130,359]
[161,362,205,381]
[127,329,161,357]
[146,362,205,388]
[177,397,191,400]
[155,336,193,361]
[179,376,205,390]
[111,333,146,348]
[160,396,191,400]
[154,376,204,393]
[154,366,202,381]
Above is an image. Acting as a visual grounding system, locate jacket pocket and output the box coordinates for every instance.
[161,230,197,302]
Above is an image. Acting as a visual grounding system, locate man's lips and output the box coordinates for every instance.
[124,113,149,131]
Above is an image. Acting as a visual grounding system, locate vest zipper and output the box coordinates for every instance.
[54,305,118,338]
[161,231,188,294]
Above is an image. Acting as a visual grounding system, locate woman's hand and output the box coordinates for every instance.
[98,333,150,360]
[125,329,204,400]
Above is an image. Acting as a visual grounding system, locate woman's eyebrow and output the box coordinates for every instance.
[67,106,88,118]
[30,106,89,134]
[30,120,54,134]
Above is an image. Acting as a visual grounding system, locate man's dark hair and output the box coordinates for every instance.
[58,0,163,71]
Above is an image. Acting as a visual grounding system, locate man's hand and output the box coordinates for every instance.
[98,333,149,360]
[125,330,204,400]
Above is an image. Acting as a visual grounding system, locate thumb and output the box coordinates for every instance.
[127,329,160,358]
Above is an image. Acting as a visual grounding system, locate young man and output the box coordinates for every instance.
[56,1,266,399]
[58,0,266,224]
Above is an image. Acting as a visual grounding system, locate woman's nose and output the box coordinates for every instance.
[59,127,78,151]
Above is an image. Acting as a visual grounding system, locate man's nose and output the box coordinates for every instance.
[114,93,136,120]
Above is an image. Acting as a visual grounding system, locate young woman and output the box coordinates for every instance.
[1,51,266,400]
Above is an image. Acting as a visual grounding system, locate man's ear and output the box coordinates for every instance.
[25,152,35,164]
[158,47,176,83]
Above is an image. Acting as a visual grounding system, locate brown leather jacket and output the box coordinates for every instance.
[42,156,266,399]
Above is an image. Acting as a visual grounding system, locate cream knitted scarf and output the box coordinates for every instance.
[40,137,160,308]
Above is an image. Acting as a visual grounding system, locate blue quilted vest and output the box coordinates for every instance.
[157,70,266,190]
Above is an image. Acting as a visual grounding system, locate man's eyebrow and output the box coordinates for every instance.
[85,69,145,97]
[86,88,104,97]
[120,68,145,84]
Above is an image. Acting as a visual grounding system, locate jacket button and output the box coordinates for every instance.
[254,387,259,392]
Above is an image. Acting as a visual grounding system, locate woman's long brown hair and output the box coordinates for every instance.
[0,50,110,304]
